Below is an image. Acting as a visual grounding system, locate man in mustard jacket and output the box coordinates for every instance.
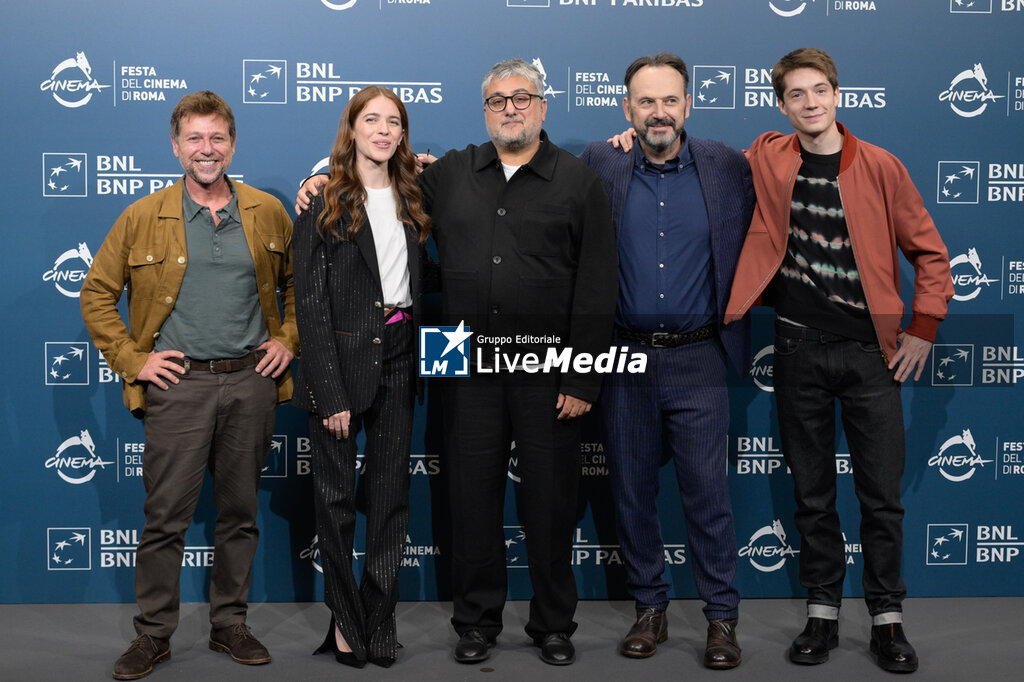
[81,91,298,680]
[725,49,952,674]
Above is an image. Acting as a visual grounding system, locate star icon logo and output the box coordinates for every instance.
[419,321,472,377]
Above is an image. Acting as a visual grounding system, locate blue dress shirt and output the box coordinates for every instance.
[615,136,715,333]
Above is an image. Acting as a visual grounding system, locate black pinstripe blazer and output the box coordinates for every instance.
[291,194,427,416]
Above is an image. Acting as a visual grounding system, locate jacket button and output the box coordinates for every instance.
[177,256,186,264]
[269,242,276,250]
[496,208,506,216]
[491,305,499,314]
[372,337,382,345]
[146,255,154,262]
[492,255,502,265]
[262,283,270,291]
[374,301,383,308]
[152,332,160,339]
[164,296,173,304]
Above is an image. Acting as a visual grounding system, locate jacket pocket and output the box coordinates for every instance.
[441,269,479,318]
[127,243,167,299]
[517,205,571,257]
[254,228,286,256]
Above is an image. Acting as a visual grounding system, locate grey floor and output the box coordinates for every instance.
[3,598,1021,681]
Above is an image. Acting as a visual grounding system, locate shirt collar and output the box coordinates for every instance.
[473,129,556,181]
[181,177,240,223]
[633,131,690,173]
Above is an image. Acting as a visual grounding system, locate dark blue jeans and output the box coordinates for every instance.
[773,322,906,616]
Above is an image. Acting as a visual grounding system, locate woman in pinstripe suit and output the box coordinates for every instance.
[292,86,431,668]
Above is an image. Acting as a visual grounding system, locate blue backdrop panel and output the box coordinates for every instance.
[1,0,1022,605]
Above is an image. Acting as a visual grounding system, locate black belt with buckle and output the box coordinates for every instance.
[615,324,715,348]
[171,349,266,374]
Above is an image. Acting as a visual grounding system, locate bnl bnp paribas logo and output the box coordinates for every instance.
[927,523,1023,565]
[938,160,1024,203]
[938,63,1005,117]
[47,528,91,570]
[39,52,110,108]
[243,60,287,104]
[42,154,87,197]
[692,66,734,110]
[929,428,993,482]
[931,344,973,386]
[44,342,89,385]
[419,321,472,377]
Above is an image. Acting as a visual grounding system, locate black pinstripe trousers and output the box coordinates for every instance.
[309,321,414,663]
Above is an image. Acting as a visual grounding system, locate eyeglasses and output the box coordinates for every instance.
[484,93,542,112]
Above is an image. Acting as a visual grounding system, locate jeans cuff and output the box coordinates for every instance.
[807,604,840,620]
[872,611,903,626]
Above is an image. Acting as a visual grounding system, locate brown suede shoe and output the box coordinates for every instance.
[113,634,170,680]
[619,607,667,658]
[209,623,271,665]
[704,618,741,669]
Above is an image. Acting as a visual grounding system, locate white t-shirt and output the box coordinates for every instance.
[364,186,412,308]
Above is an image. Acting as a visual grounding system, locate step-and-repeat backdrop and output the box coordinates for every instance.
[2,0,1022,605]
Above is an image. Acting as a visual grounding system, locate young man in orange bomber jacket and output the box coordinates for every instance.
[725,48,953,674]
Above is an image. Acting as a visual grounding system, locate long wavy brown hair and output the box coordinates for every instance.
[318,86,431,243]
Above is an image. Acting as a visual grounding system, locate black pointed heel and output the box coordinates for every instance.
[314,617,366,668]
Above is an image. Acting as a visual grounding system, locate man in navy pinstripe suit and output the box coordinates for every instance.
[579,53,754,669]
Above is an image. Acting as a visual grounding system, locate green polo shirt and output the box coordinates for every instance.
[155,179,267,359]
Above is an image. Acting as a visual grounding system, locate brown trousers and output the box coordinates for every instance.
[133,367,276,638]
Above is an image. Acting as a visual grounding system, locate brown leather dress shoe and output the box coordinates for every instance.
[113,634,170,680]
[619,607,667,658]
[209,623,272,665]
[704,618,741,669]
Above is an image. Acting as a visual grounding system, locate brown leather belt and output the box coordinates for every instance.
[170,349,265,374]
[615,324,716,348]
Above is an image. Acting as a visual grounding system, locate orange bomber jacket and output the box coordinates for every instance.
[724,122,954,362]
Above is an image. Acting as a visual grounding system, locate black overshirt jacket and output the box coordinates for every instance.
[418,131,617,402]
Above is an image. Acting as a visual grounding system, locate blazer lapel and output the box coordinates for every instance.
[610,148,633,234]
[404,226,421,302]
[352,207,383,288]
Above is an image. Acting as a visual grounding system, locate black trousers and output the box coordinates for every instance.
[773,322,907,615]
[444,371,582,642]
[309,321,414,662]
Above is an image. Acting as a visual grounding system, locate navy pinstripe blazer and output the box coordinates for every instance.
[291,194,428,416]
[578,136,755,373]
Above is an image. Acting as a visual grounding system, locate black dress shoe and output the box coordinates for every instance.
[870,623,918,673]
[454,629,493,663]
[789,617,839,665]
[619,607,667,658]
[704,618,741,669]
[537,633,575,666]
